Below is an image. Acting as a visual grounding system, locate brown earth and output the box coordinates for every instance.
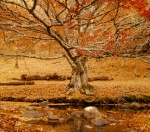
[0,56,150,102]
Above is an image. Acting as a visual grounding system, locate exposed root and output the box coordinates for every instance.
[66,88,75,95]
[65,84,94,96]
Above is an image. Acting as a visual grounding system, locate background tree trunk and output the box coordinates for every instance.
[15,55,19,68]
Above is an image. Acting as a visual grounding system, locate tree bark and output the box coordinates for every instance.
[0,81,34,85]
[65,56,93,95]
[15,56,19,68]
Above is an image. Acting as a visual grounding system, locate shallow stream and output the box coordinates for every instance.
[25,105,150,132]
[0,102,150,132]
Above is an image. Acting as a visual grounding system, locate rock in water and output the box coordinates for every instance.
[84,106,103,119]
[21,110,45,118]
[91,117,109,126]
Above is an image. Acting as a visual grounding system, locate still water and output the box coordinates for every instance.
[25,105,150,132]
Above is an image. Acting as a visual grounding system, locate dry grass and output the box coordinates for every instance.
[0,56,150,100]
[0,57,71,82]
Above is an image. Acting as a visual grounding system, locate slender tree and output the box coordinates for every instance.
[0,0,149,94]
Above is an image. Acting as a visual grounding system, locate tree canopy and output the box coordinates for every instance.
[0,0,149,94]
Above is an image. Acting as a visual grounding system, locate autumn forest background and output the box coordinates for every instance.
[0,0,150,131]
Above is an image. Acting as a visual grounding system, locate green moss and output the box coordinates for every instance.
[54,97,67,103]
[100,97,115,104]
[139,95,150,103]
[122,95,137,102]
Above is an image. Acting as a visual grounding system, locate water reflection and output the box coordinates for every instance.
[69,116,91,132]
[24,105,150,132]
[68,114,110,132]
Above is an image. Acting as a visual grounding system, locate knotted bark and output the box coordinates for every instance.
[65,56,93,95]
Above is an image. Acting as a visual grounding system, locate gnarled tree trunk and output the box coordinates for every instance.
[65,56,93,95]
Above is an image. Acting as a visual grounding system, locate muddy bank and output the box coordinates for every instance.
[0,95,150,110]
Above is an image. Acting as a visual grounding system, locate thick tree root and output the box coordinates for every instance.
[65,84,94,96]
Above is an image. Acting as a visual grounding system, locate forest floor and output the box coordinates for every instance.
[0,56,150,103]
[0,56,150,132]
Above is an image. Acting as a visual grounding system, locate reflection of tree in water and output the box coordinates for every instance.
[69,116,86,132]
[68,116,108,132]
[69,116,93,132]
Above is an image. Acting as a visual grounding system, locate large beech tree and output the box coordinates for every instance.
[0,0,150,94]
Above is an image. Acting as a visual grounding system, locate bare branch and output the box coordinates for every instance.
[0,53,65,60]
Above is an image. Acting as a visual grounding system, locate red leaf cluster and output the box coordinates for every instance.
[123,0,150,20]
